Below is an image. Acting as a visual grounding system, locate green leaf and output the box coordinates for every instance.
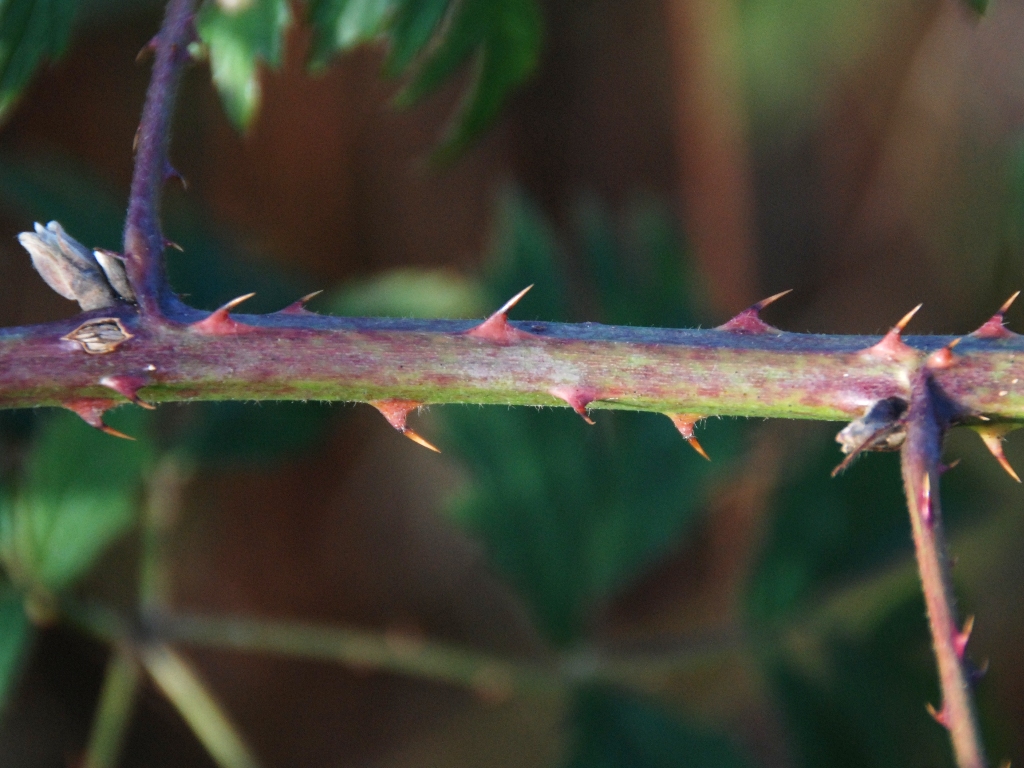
[307,0,395,69]
[0,0,77,121]
[0,590,33,714]
[393,0,542,160]
[0,408,152,593]
[384,0,449,74]
[565,688,753,768]
[964,0,988,12]
[196,0,292,130]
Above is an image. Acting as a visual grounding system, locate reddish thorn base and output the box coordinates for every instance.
[716,309,780,335]
[926,345,958,370]
[550,386,597,424]
[100,375,156,409]
[920,472,933,526]
[954,616,975,659]
[465,313,536,345]
[62,399,134,440]
[278,291,323,315]
[370,399,423,431]
[926,702,950,729]
[190,294,257,335]
[861,330,918,362]
[369,400,440,452]
[972,315,1015,340]
[666,413,711,460]
[716,290,790,334]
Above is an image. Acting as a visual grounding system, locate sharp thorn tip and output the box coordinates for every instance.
[895,304,924,334]
[403,429,441,453]
[754,288,793,311]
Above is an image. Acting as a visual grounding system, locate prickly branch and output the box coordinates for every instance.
[0,1,1018,766]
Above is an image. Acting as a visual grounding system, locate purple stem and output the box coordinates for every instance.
[900,370,987,768]
[123,0,197,317]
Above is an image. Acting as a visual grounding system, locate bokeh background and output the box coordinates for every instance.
[1,0,1024,766]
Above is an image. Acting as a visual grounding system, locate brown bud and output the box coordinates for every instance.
[17,222,132,310]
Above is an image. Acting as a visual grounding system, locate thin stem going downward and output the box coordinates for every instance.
[901,369,987,768]
[123,0,197,317]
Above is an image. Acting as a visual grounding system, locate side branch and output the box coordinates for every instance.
[901,370,987,768]
[123,0,197,316]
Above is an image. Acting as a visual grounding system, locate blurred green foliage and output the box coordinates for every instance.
[196,0,542,156]
[0,585,32,714]
[0,0,76,120]
[565,687,753,768]
[0,409,149,593]
[196,0,292,130]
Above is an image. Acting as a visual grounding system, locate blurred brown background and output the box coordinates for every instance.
[2,0,1024,765]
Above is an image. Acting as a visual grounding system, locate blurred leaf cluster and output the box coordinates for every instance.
[0,0,542,157]
[197,0,542,157]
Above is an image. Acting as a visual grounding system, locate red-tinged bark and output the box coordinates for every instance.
[5,308,1024,428]
[122,0,197,317]
[900,368,988,768]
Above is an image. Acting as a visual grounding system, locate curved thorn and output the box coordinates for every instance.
[465,285,537,345]
[687,436,711,461]
[550,386,596,424]
[861,304,922,361]
[278,290,323,315]
[894,303,923,334]
[666,413,712,460]
[999,290,1021,315]
[100,375,156,410]
[370,400,441,452]
[403,429,441,453]
[716,290,791,334]
[972,291,1021,339]
[925,702,950,729]
[975,425,1021,482]
[190,293,257,335]
[63,399,136,440]
[927,338,961,370]
[954,615,975,659]
[494,284,533,317]
[218,292,256,313]
[752,288,794,312]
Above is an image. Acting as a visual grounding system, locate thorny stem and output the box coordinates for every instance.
[123,0,196,317]
[2,312,1024,424]
[901,370,987,768]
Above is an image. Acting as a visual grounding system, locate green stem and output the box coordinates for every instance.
[83,646,142,768]
[141,644,261,768]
